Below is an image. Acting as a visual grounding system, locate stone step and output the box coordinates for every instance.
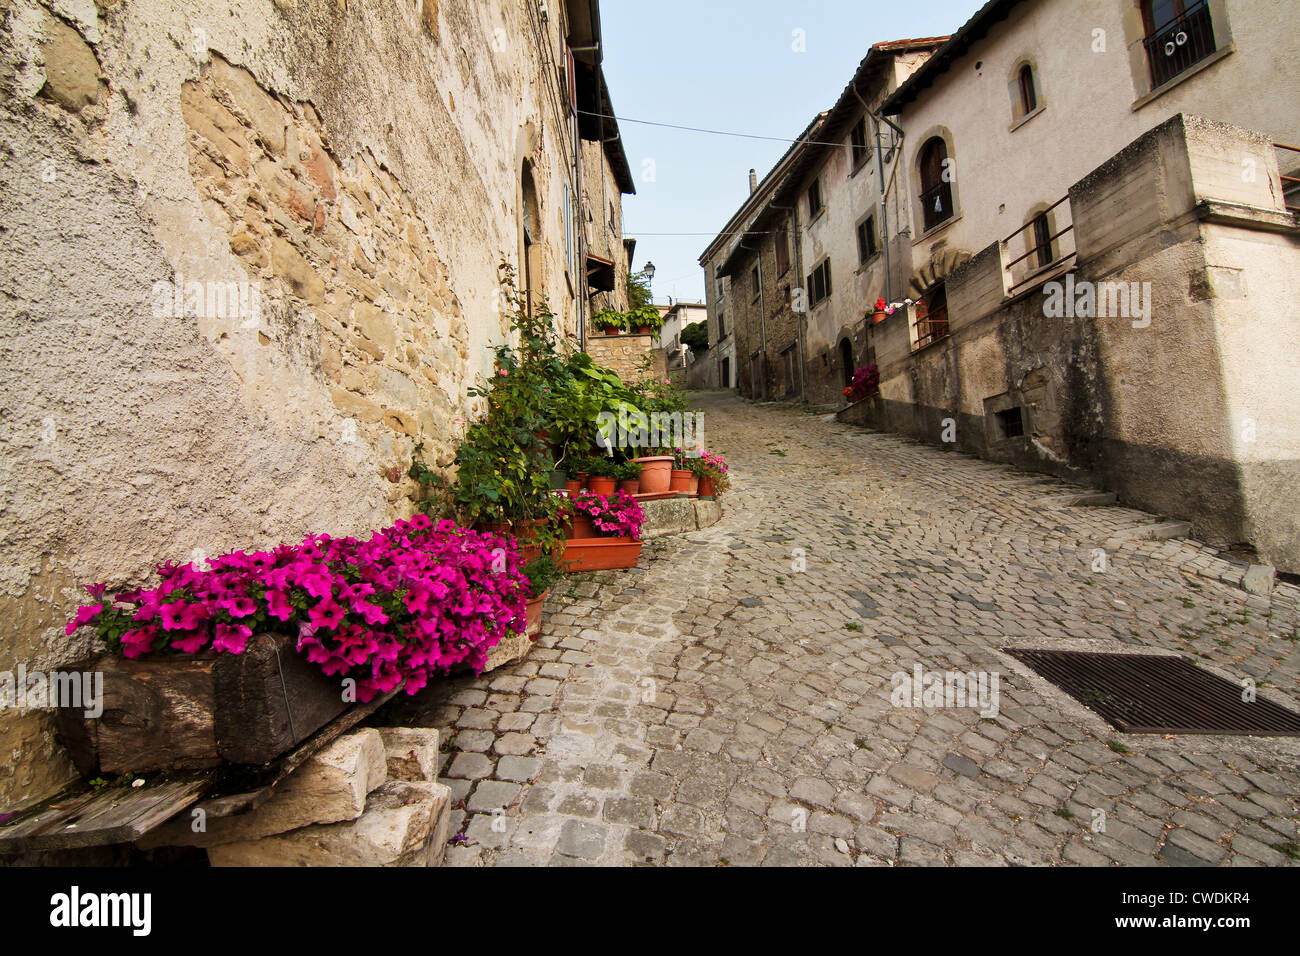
[139,728,388,849]
[206,779,452,867]
[1105,520,1192,550]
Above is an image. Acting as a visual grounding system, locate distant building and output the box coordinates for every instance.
[700,1,1300,572]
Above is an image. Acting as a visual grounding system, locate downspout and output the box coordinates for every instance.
[853,80,905,303]
[771,201,805,404]
[757,247,767,400]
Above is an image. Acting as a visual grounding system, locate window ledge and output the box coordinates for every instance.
[914,212,962,244]
[1131,44,1234,112]
[807,208,826,226]
[1008,103,1046,133]
[855,252,882,275]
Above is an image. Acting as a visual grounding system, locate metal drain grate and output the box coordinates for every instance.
[1006,649,1300,735]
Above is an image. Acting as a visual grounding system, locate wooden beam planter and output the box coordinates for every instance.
[57,632,351,777]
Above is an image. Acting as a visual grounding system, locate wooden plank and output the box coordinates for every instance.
[0,776,210,853]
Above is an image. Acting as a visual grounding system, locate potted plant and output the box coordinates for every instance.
[521,553,563,641]
[843,363,881,404]
[61,516,530,774]
[616,460,641,495]
[593,309,625,336]
[669,447,697,495]
[561,491,646,571]
[697,451,729,498]
[586,455,619,496]
[628,304,663,336]
[871,297,888,325]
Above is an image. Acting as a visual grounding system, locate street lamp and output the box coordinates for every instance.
[642,261,655,302]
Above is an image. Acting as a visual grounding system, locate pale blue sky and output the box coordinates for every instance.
[600,0,985,305]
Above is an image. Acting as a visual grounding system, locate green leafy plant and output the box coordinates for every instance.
[592,308,625,332]
[522,553,564,599]
[627,304,663,334]
[615,461,642,482]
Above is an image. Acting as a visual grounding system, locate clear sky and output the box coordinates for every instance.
[600,0,985,306]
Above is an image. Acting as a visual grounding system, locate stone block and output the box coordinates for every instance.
[141,729,387,848]
[693,498,722,529]
[376,726,439,783]
[40,13,100,112]
[207,779,450,867]
[640,498,696,538]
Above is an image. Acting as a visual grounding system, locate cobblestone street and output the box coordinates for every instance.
[383,392,1300,867]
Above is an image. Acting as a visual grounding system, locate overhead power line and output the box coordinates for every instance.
[576,109,850,149]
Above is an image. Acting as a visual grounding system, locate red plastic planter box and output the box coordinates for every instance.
[561,536,643,572]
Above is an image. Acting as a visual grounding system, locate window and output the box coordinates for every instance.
[1141,0,1216,88]
[850,117,869,168]
[714,265,725,300]
[751,265,761,300]
[856,215,878,264]
[807,179,823,219]
[717,311,726,339]
[807,259,832,308]
[994,407,1025,440]
[914,282,949,349]
[918,137,954,232]
[774,224,790,275]
[1031,213,1054,268]
[1017,64,1037,117]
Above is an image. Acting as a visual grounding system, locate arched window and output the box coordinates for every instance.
[1017,64,1037,117]
[520,162,542,316]
[918,137,954,232]
[1031,212,1054,268]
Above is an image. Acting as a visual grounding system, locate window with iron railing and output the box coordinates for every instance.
[919,137,954,232]
[912,284,949,351]
[1142,0,1216,89]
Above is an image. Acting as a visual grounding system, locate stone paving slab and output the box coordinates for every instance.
[379,393,1300,866]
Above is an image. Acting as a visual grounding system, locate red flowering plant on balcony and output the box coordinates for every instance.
[564,489,646,539]
[843,363,881,403]
[65,515,529,702]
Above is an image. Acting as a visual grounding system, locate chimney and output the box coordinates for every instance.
[749,168,757,194]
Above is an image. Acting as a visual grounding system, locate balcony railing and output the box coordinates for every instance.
[1276,142,1300,215]
[1143,0,1216,89]
[1001,195,1076,295]
[913,316,949,350]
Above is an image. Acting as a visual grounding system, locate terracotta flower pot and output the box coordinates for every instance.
[698,476,715,498]
[631,455,673,494]
[588,476,616,496]
[872,310,887,325]
[618,479,639,495]
[575,472,589,490]
[561,536,643,572]
[688,475,699,496]
[669,469,692,494]
[636,325,652,334]
[526,591,546,642]
[568,514,596,539]
[603,327,618,336]
[564,480,581,495]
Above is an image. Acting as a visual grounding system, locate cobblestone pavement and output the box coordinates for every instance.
[381,392,1300,866]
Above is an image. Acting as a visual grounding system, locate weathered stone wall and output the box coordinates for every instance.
[0,0,591,809]
[583,334,665,385]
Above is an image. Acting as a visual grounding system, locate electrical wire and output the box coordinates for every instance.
[576,108,851,148]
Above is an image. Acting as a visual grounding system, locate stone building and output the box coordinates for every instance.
[698,114,827,397]
[0,0,632,810]
[853,0,1300,572]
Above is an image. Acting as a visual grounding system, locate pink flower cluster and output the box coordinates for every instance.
[66,516,529,702]
[565,490,645,539]
[699,451,728,478]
